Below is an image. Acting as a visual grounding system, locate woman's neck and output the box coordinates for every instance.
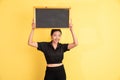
[52,41,58,49]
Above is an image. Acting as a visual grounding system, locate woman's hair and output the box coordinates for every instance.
[51,29,62,36]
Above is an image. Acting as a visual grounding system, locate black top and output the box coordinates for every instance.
[37,41,70,64]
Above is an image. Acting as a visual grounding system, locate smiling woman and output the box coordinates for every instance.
[50,29,62,45]
[28,19,78,80]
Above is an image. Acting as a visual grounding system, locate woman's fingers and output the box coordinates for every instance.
[32,18,36,29]
[69,19,72,23]
[69,19,73,29]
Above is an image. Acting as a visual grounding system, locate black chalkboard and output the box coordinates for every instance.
[35,8,69,28]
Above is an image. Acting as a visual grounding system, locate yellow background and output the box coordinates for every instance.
[0,0,120,80]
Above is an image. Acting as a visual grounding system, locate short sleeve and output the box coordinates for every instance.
[37,42,46,52]
[62,43,70,52]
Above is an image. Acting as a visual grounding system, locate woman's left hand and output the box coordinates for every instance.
[69,19,73,30]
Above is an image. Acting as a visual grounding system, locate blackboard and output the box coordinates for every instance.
[35,8,69,28]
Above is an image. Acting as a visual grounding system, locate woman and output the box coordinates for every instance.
[28,19,78,80]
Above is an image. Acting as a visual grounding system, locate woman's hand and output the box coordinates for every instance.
[69,19,73,30]
[32,19,36,30]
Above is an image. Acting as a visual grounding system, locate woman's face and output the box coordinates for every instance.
[51,31,61,43]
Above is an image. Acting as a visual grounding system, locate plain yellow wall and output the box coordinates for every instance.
[0,0,120,80]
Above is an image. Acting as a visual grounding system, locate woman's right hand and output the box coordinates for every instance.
[32,19,36,29]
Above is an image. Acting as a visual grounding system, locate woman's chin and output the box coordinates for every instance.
[53,40,59,43]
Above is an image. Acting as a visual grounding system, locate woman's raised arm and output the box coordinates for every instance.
[68,20,78,49]
[28,19,38,48]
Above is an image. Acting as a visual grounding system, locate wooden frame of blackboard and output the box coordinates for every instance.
[33,6,70,28]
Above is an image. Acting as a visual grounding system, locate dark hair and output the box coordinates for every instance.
[51,29,62,36]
